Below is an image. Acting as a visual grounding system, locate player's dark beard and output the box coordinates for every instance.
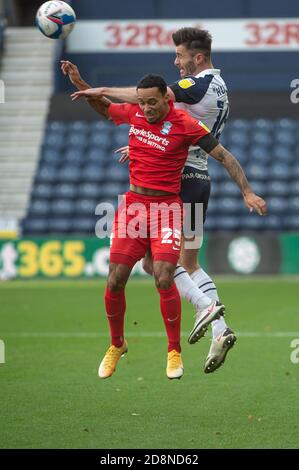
[183,60,197,76]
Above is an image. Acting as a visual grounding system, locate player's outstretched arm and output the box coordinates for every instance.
[61,60,108,116]
[70,89,112,120]
[97,87,138,103]
[61,60,90,90]
[210,144,267,216]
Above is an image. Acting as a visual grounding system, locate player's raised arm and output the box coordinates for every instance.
[70,89,112,120]
[61,60,90,90]
[61,60,110,116]
[209,143,267,216]
[193,130,267,215]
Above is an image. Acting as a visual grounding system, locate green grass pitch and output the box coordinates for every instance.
[0,278,299,449]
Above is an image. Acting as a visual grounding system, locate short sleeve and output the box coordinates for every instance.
[169,75,214,104]
[108,103,133,125]
[185,117,211,146]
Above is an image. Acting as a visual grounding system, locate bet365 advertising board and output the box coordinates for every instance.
[0,234,298,280]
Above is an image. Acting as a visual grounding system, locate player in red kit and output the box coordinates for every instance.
[72,74,266,380]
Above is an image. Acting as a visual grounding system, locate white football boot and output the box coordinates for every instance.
[188,300,225,344]
[204,328,237,373]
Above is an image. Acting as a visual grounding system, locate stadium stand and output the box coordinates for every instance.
[1,0,298,236]
[22,117,299,235]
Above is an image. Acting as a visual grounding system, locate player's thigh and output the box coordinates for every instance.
[142,247,153,275]
[180,166,211,233]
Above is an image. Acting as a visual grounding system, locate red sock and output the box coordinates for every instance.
[158,283,181,353]
[104,287,126,347]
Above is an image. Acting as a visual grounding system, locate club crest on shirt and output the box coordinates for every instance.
[178,78,195,89]
[161,121,173,135]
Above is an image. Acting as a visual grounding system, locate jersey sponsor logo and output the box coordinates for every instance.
[161,121,173,135]
[178,78,195,89]
[198,120,210,133]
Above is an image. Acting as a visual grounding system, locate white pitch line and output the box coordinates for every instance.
[1,332,299,339]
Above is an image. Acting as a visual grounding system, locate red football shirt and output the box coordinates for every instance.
[108,101,210,194]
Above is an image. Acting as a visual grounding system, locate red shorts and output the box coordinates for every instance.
[110,191,183,267]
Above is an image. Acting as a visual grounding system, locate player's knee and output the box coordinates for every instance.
[153,261,175,290]
[155,276,173,290]
[107,268,128,292]
[142,257,153,275]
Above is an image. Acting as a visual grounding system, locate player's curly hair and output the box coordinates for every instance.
[136,74,168,95]
[172,27,212,59]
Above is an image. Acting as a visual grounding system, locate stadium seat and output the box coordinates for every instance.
[284,215,299,230]
[90,133,111,149]
[274,130,295,147]
[65,133,88,148]
[57,166,81,183]
[264,215,282,230]
[272,146,294,163]
[208,164,225,181]
[267,181,289,197]
[81,165,106,182]
[105,165,129,182]
[275,118,297,131]
[50,199,74,215]
[202,216,218,231]
[251,130,272,147]
[227,130,250,147]
[48,218,71,233]
[36,167,58,184]
[41,148,61,165]
[71,217,95,234]
[248,146,271,164]
[29,200,50,216]
[54,184,77,199]
[22,218,48,235]
[217,197,244,214]
[289,181,299,196]
[269,163,291,180]
[241,215,264,230]
[288,197,299,213]
[229,119,251,132]
[44,133,65,149]
[252,118,273,132]
[227,146,248,164]
[215,216,239,230]
[246,163,267,180]
[63,148,85,165]
[267,197,288,214]
[47,121,67,133]
[86,148,107,163]
[32,184,53,199]
[101,183,125,198]
[74,199,97,215]
[89,121,114,133]
[250,180,267,197]
[67,121,89,132]
[77,183,103,199]
[219,181,241,197]
[206,198,218,214]
[114,132,130,147]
